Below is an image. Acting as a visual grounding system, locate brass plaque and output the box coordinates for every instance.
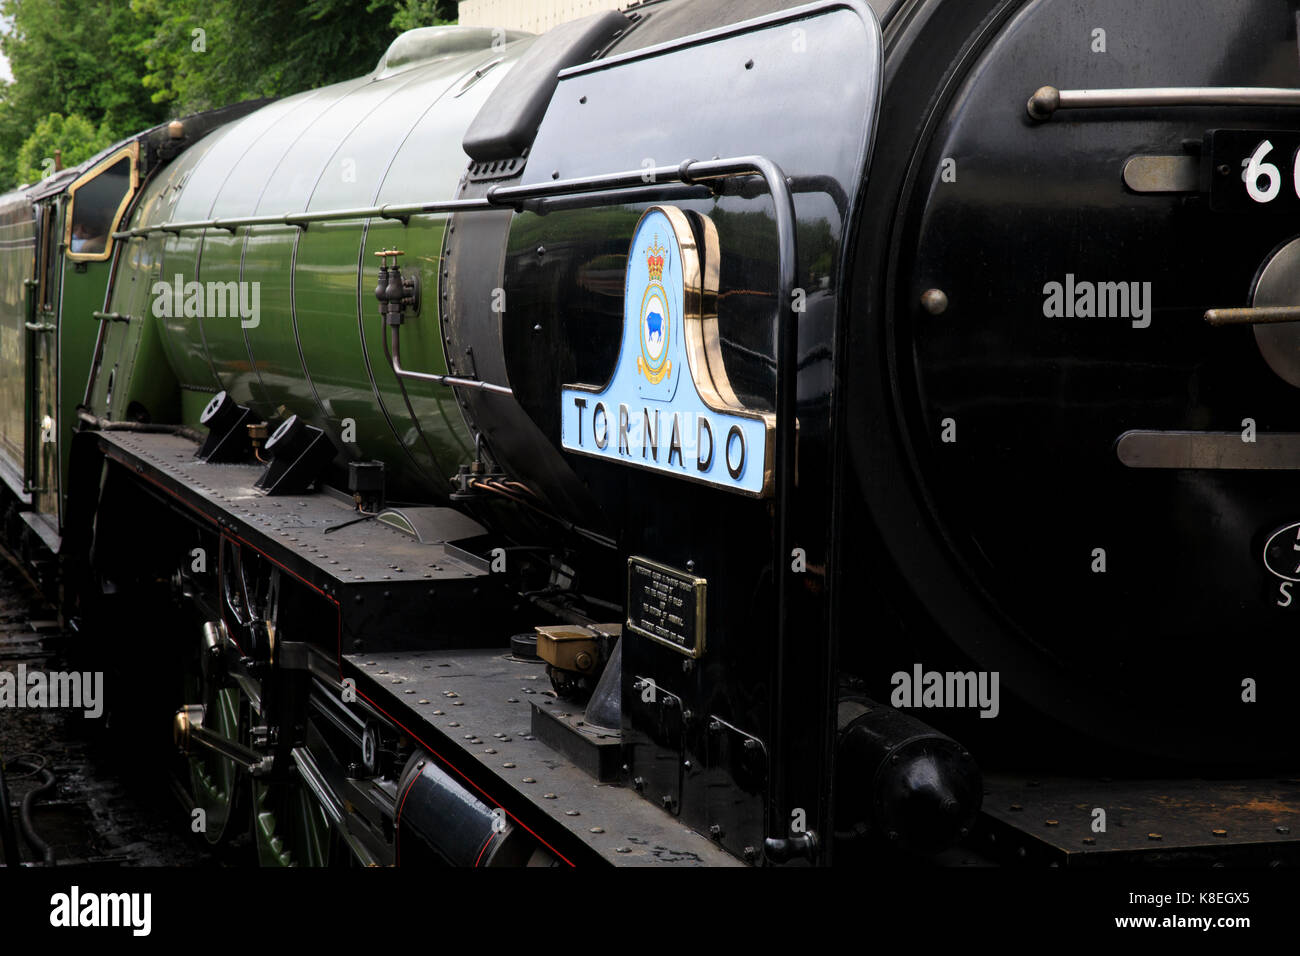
[626,556,706,658]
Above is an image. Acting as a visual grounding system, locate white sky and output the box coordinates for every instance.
[0,16,10,83]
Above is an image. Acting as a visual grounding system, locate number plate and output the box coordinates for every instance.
[1208,129,1300,212]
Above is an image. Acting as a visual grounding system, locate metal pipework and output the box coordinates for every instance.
[375,248,513,395]
[1028,84,1300,121]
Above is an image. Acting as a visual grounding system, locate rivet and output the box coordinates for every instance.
[543,793,557,799]
[590,826,604,834]
[1045,819,1058,826]
[921,288,949,315]
[565,810,580,816]
[1212,829,1228,837]
[1148,832,1162,841]
[503,762,515,768]
[522,777,536,784]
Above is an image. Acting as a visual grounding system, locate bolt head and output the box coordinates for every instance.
[920,288,949,315]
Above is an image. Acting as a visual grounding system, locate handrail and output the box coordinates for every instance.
[370,156,799,424]
[1027,85,1300,120]
[113,157,793,238]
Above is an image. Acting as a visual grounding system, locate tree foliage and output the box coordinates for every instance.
[15,112,115,185]
[0,0,456,191]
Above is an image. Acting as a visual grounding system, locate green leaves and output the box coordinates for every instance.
[0,0,457,191]
[0,0,163,188]
[15,112,115,186]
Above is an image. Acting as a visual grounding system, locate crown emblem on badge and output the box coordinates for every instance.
[646,236,666,282]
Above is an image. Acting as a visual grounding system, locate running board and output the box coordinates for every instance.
[19,510,60,554]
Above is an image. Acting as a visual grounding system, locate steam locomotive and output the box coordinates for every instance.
[2,0,1298,867]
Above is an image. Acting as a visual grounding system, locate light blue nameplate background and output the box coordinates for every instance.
[560,208,767,495]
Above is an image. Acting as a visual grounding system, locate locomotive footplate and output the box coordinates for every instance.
[86,430,734,865]
[88,431,515,652]
[342,647,739,867]
[975,775,1300,866]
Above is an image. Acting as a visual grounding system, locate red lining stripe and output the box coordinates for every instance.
[106,446,576,867]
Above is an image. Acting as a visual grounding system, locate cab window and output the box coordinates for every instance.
[64,145,138,261]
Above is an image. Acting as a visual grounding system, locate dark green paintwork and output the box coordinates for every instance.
[89,27,540,501]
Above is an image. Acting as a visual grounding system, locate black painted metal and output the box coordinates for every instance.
[395,751,535,866]
[91,431,521,655]
[463,11,632,161]
[346,647,740,866]
[842,0,1300,770]
[255,415,338,495]
[48,0,1300,870]
[833,697,982,859]
[977,775,1300,866]
[196,391,253,463]
[495,1,881,863]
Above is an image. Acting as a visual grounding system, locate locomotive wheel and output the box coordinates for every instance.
[182,675,246,846]
[251,776,332,867]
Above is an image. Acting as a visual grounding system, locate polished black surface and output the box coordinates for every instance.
[844,0,1300,767]
[498,2,880,860]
